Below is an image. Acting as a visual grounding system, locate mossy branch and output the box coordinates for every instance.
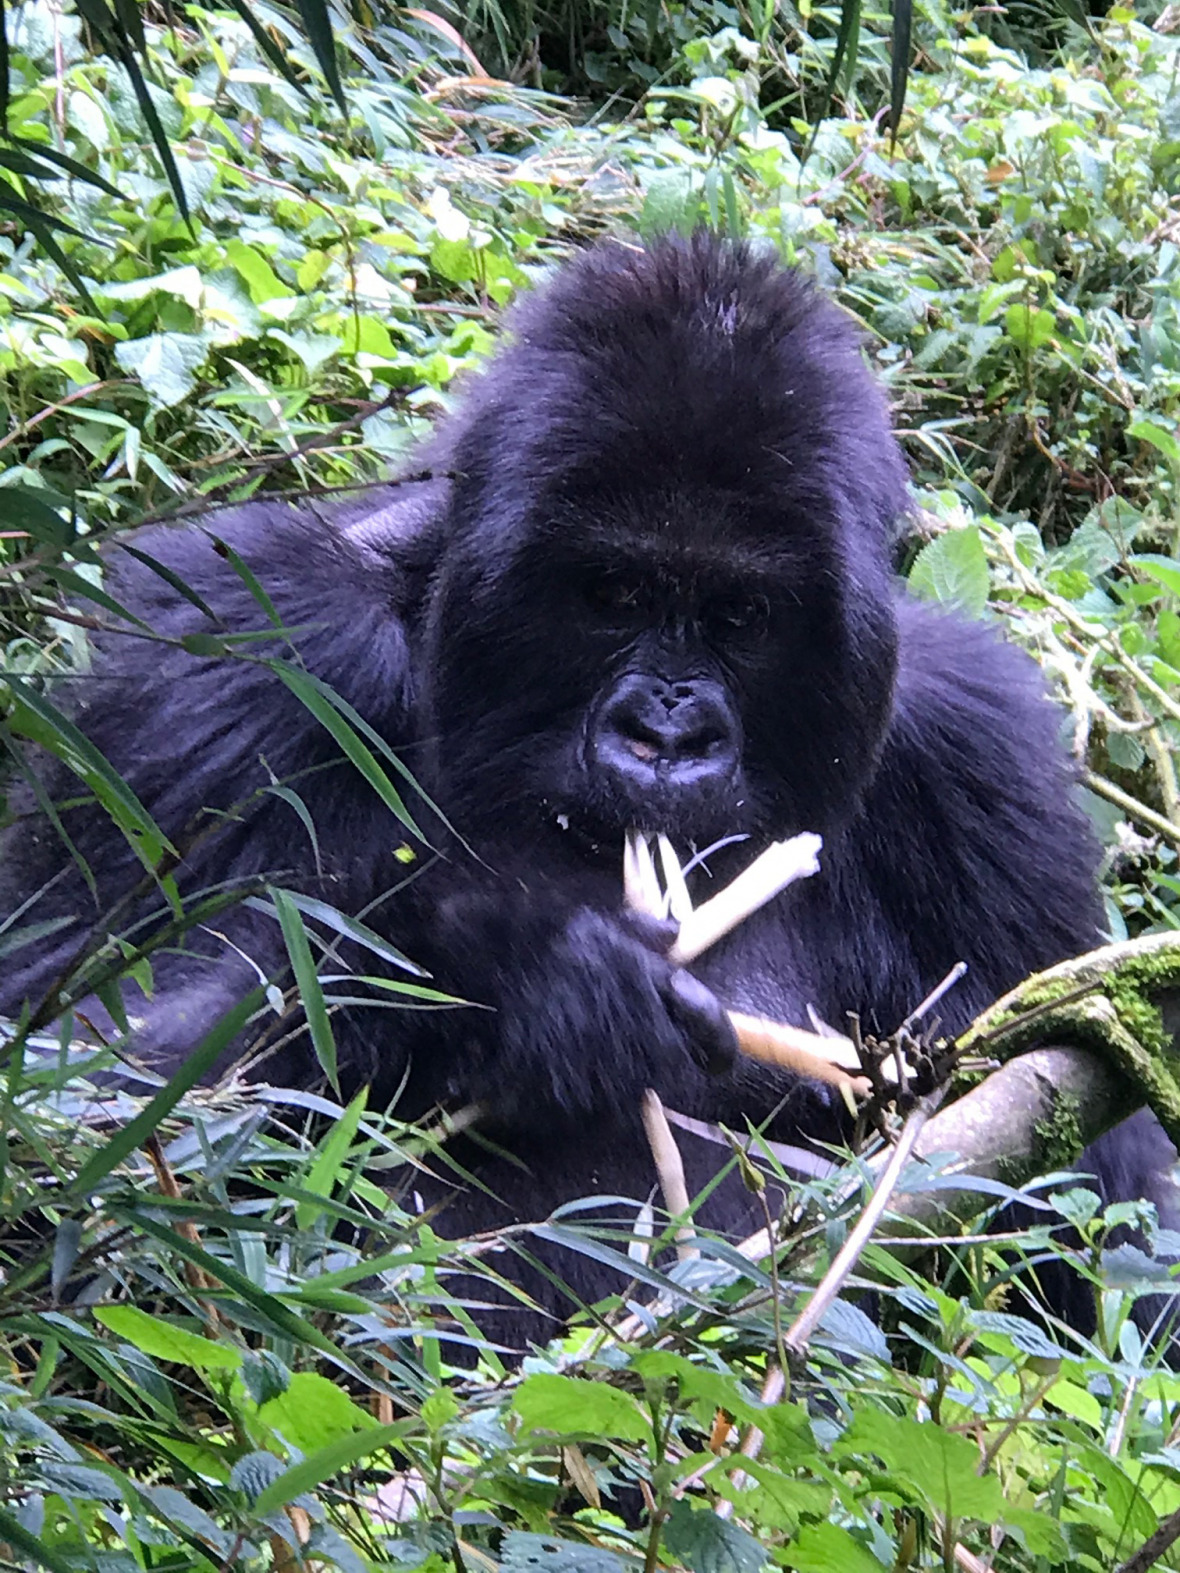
[955,932,1180,1149]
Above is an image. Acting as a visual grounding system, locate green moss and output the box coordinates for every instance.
[1032,1092,1084,1176]
[1105,975,1168,1058]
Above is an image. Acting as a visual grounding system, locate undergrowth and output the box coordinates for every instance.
[3,0,1180,1566]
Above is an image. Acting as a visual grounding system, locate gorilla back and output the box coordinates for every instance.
[0,234,1118,1348]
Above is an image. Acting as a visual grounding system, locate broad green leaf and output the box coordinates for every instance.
[907,526,990,618]
[1132,553,1180,600]
[835,1409,1003,1520]
[225,239,289,303]
[115,333,208,408]
[1128,417,1180,471]
[252,1419,409,1513]
[1004,303,1056,350]
[663,1500,766,1573]
[0,1502,78,1573]
[782,1521,885,1572]
[513,1374,649,1442]
[257,1373,378,1454]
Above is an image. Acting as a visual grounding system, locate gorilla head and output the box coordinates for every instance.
[418,238,909,858]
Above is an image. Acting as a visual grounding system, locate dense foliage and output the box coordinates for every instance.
[4,0,1180,1568]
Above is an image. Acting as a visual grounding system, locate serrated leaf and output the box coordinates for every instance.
[907,526,990,617]
[663,1500,766,1573]
[114,333,208,408]
[513,1374,650,1442]
[782,1521,884,1572]
[231,1450,286,1502]
[241,1350,291,1406]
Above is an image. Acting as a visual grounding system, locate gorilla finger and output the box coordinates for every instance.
[663,969,737,1076]
[618,909,680,955]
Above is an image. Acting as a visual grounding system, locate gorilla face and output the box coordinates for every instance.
[419,475,899,858]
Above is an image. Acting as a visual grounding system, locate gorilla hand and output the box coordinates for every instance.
[423,895,737,1131]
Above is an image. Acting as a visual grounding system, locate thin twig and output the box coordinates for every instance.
[1084,769,1180,850]
[782,1090,944,1358]
[1115,1506,1180,1573]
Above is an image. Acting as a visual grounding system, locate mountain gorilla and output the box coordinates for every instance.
[0,233,1155,1348]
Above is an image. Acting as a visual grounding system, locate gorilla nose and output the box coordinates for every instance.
[594,676,739,788]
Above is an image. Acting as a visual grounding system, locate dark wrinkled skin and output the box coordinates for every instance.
[1,235,1152,1354]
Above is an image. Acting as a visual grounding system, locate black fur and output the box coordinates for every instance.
[0,235,1137,1348]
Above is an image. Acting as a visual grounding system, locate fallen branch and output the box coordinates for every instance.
[957,931,1180,1150]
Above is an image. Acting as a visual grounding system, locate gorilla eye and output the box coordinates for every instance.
[587,576,644,615]
[709,594,769,634]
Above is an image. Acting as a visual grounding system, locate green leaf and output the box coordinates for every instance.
[225,239,289,303]
[248,890,427,976]
[501,1533,625,1573]
[11,135,124,196]
[0,1502,78,1573]
[256,1371,380,1456]
[110,1206,367,1368]
[290,0,346,110]
[269,663,422,839]
[270,885,337,1093]
[114,332,208,408]
[1128,417,1180,471]
[1132,553,1180,601]
[93,1305,242,1371]
[782,1521,885,1572]
[4,677,174,871]
[1004,303,1056,351]
[907,526,990,617]
[835,1409,1003,1520]
[252,1420,409,1513]
[513,1374,650,1442]
[0,484,76,546]
[296,1086,367,1229]
[663,1500,766,1573]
